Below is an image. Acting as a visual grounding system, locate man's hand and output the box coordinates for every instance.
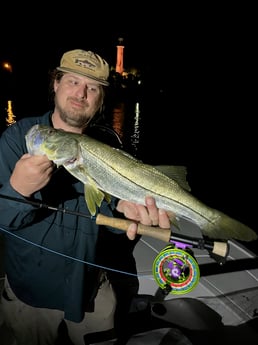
[116,196,171,240]
[10,154,54,197]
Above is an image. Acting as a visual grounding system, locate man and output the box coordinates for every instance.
[0,49,170,345]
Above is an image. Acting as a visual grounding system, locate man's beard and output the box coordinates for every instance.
[56,99,97,129]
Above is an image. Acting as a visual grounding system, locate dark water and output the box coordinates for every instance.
[1,90,257,255]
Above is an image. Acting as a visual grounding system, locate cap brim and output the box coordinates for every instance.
[57,67,109,86]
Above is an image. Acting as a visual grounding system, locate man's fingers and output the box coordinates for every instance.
[127,222,138,240]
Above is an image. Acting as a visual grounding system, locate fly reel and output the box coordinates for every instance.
[152,244,200,294]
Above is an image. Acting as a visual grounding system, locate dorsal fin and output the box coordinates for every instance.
[155,165,191,192]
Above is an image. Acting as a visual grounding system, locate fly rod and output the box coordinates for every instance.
[0,193,229,258]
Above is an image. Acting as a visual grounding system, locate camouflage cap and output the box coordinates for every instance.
[57,49,110,86]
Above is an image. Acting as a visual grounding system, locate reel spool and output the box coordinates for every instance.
[152,244,200,294]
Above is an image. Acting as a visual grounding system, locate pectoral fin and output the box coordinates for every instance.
[104,193,112,204]
[83,175,113,216]
[84,183,105,216]
[67,163,112,216]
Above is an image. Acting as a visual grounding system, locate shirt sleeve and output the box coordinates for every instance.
[0,122,38,230]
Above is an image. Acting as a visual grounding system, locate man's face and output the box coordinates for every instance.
[54,72,103,129]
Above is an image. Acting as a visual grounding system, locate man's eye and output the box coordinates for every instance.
[88,87,97,92]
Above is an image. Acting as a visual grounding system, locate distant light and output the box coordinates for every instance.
[2,62,12,72]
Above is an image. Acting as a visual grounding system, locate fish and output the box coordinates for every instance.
[25,124,257,242]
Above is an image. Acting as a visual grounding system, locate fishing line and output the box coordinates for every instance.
[0,193,153,280]
[0,225,143,278]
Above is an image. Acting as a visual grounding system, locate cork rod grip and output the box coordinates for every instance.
[95,213,171,242]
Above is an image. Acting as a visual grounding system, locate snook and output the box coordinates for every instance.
[25,124,257,242]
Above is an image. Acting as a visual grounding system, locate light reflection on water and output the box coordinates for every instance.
[1,100,16,131]
[130,102,141,154]
[6,100,16,126]
[110,100,142,157]
[112,102,125,138]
